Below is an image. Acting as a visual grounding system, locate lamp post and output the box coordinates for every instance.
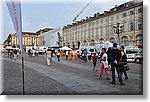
[114,23,123,45]
[42,40,46,46]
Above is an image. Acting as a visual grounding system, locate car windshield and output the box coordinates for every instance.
[126,50,138,54]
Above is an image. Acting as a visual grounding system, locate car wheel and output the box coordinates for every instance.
[135,58,140,63]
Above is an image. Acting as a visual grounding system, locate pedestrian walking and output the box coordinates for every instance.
[32,49,35,57]
[110,43,125,85]
[74,52,78,60]
[35,50,39,57]
[92,53,98,71]
[83,49,87,63]
[65,50,69,60]
[120,46,128,80]
[28,49,31,57]
[13,49,18,60]
[98,48,110,80]
[10,49,13,59]
[69,50,73,60]
[57,50,60,62]
[107,47,112,70]
[46,49,52,66]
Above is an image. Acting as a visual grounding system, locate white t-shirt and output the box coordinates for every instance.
[66,51,69,55]
[102,53,108,68]
[32,50,35,56]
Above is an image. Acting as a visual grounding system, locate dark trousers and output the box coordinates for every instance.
[111,63,123,84]
[66,55,68,60]
[83,56,87,63]
[122,71,128,79]
[93,61,97,68]
[57,55,60,62]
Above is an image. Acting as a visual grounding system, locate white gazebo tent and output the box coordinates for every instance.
[59,46,72,50]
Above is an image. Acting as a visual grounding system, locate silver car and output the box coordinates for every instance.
[134,49,143,63]
[126,50,139,62]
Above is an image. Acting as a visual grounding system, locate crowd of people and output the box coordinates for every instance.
[4,49,20,60]
[44,43,128,85]
[81,43,128,85]
[3,43,128,86]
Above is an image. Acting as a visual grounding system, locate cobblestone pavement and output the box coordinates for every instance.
[1,54,143,95]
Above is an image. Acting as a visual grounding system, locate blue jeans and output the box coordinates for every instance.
[111,63,123,84]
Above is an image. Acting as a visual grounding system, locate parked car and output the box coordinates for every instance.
[126,50,139,62]
[134,49,143,63]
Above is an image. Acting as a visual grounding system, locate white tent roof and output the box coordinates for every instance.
[59,46,72,50]
[6,46,13,49]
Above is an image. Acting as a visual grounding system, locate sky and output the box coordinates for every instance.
[0,0,132,44]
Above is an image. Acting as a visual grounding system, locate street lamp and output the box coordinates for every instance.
[113,23,123,45]
[42,40,46,46]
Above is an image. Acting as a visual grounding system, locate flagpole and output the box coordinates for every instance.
[5,0,24,95]
[21,56,25,95]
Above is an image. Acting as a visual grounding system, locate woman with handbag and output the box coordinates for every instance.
[120,46,128,80]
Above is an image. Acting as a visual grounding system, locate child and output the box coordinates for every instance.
[92,53,98,71]
[98,48,110,80]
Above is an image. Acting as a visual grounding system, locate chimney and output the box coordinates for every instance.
[96,12,100,17]
[86,16,89,20]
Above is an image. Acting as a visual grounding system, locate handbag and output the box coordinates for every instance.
[120,62,129,71]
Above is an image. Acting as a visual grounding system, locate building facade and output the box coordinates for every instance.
[4,32,39,49]
[37,28,53,46]
[43,27,63,48]
[63,0,143,49]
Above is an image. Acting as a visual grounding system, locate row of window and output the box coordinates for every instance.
[64,20,142,34]
[64,8,142,33]
[12,41,38,45]
[12,37,38,40]
[64,22,142,41]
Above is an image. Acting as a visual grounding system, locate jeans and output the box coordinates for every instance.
[66,55,68,60]
[57,55,60,62]
[111,63,123,84]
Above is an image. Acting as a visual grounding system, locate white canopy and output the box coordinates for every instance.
[104,41,113,48]
[59,46,72,50]
[5,46,13,49]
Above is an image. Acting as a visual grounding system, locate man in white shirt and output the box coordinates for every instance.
[66,50,69,60]
[46,49,52,66]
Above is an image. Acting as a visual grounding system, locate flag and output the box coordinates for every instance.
[5,0,23,53]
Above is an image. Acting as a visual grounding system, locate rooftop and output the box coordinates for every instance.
[63,0,143,29]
